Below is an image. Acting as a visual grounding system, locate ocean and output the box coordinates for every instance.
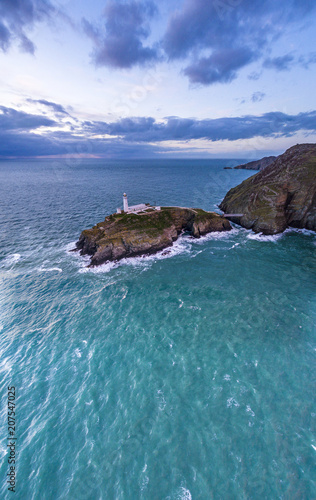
[0,158,315,499]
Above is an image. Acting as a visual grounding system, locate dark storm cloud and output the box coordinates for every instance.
[84,111,316,142]
[83,0,159,68]
[0,0,55,54]
[0,20,11,51]
[1,106,315,157]
[0,106,56,130]
[27,99,71,116]
[0,129,166,158]
[161,0,316,84]
[263,51,316,72]
[183,47,255,85]
[263,54,295,71]
[83,0,316,82]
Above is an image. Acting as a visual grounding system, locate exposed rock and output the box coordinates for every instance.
[223,166,232,169]
[76,207,231,266]
[219,144,316,234]
[234,156,277,171]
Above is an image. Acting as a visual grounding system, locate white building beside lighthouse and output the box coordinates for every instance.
[117,193,160,214]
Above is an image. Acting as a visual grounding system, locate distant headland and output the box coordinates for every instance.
[233,156,277,171]
[220,143,316,234]
[75,194,231,266]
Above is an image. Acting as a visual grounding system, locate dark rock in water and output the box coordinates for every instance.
[234,156,277,171]
[76,207,231,266]
[219,144,316,234]
[223,167,232,169]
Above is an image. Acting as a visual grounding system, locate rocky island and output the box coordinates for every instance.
[219,143,316,234]
[76,203,231,266]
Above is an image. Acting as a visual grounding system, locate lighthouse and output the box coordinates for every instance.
[117,193,158,214]
[123,193,128,212]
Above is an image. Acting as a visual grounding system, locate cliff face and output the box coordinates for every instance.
[219,144,316,234]
[234,156,276,171]
[76,207,231,266]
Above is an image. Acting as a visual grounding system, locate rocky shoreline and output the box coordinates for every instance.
[220,144,316,234]
[75,207,231,266]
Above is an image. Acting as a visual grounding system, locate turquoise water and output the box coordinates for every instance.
[0,159,315,499]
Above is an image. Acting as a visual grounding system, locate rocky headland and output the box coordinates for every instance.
[76,207,231,266]
[219,144,316,234]
[234,156,276,171]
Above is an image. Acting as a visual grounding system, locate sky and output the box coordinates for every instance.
[0,0,316,159]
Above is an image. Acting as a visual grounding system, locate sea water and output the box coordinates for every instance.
[0,159,315,499]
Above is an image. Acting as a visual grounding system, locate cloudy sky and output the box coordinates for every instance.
[1,0,316,158]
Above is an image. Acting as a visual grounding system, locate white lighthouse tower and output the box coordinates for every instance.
[123,193,128,212]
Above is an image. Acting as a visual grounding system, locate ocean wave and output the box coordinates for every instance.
[246,232,283,242]
[177,487,192,500]
[76,236,192,273]
[0,357,13,375]
[65,241,78,253]
[1,253,21,266]
[192,227,240,244]
[283,227,316,237]
[69,227,244,273]
[37,266,63,273]
[244,226,316,242]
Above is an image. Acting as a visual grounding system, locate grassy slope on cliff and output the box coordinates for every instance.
[219,144,316,234]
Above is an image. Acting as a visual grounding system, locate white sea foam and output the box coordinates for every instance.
[77,235,192,273]
[156,390,166,411]
[38,266,62,273]
[246,232,283,242]
[284,227,316,237]
[246,405,255,417]
[190,249,203,258]
[65,241,78,253]
[69,220,311,274]
[67,224,245,274]
[0,357,12,375]
[66,240,92,270]
[193,227,240,244]
[2,253,21,266]
[227,397,240,408]
[177,487,192,500]
[79,260,119,274]
[243,225,316,242]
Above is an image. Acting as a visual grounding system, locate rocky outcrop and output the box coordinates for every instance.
[219,144,316,234]
[76,207,231,266]
[234,156,276,171]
